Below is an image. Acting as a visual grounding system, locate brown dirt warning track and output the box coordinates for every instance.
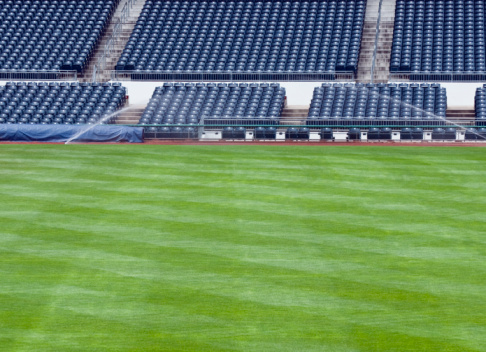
[2,140,486,147]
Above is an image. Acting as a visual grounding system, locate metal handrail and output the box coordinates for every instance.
[370,0,384,83]
[121,123,477,129]
[390,71,486,82]
[93,0,138,81]
[110,70,356,82]
[0,70,78,81]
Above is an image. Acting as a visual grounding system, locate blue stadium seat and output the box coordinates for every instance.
[116,0,367,76]
[0,82,127,125]
[391,0,486,77]
[0,0,119,74]
[139,83,286,128]
[475,85,486,125]
[307,82,447,125]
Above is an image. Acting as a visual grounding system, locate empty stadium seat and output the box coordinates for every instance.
[400,127,413,139]
[222,126,246,139]
[432,127,456,139]
[391,0,486,77]
[367,127,381,139]
[465,128,479,140]
[0,82,127,125]
[412,127,424,139]
[307,82,447,125]
[474,85,486,125]
[432,128,445,139]
[0,0,119,73]
[348,127,361,140]
[320,127,333,140]
[285,127,299,139]
[139,83,286,128]
[115,0,367,76]
[254,126,277,139]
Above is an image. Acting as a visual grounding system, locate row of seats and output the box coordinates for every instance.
[116,0,366,74]
[474,83,486,124]
[0,0,119,73]
[308,82,447,120]
[391,0,486,73]
[0,82,126,125]
[139,82,286,126]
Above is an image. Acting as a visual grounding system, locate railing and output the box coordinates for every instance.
[0,70,78,81]
[390,71,486,82]
[93,0,138,81]
[92,65,97,83]
[110,70,356,82]
[133,122,479,141]
[370,0,384,83]
[126,117,478,129]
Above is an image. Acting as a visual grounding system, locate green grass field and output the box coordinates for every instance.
[1,144,485,351]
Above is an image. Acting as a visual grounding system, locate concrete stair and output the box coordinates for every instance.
[372,20,394,83]
[280,105,309,125]
[356,22,377,83]
[112,106,145,125]
[356,0,396,83]
[79,0,145,82]
[446,108,476,125]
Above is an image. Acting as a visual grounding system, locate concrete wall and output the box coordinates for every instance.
[118,81,320,106]
[1,80,482,108]
[120,81,483,108]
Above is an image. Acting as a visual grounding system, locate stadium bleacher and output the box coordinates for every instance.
[475,84,486,125]
[306,82,447,126]
[0,0,119,75]
[139,82,286,126]
[391,0,486,77]
[0,82,127,125]
[1,0,485,143]
[115,0,367,78]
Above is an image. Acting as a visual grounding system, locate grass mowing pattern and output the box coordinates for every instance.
[0,145,485,351]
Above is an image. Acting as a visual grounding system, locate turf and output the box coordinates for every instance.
[0,144,485,351]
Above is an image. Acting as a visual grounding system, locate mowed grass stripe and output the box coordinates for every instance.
[1,145,486,351]
[3,232,483,351]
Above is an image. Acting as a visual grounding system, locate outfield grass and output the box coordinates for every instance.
[0,144,485,351]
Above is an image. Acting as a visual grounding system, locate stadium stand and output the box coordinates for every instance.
[139,83,286,128]
[390,0,486,80]
[400,127,424,139]
[115,0,367,79]
[347,127,361,139]
[254,126,277,139]
[431,127,457,139]
[475,84,486,125]
[0,82,127,125]
[367,126,392,139]
[306,82,447,125]
[320,127,334,139]
[0,0,120,77]
[465,127,486,139]
[0,0,483,143]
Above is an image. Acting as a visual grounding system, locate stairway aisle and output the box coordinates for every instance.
[79,0,145,82]
[356,0,396,83]
[113,106,146,125]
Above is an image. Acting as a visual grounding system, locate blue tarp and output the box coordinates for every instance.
[0,125,143,143]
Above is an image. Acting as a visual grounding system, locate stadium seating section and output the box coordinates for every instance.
[0,82,127,125]
[307,83,447,125]
[475,84,486,125]
[465,127,486,138]
[139,83,286,128]
[116,0,366,76]
[0,0,119,74]
[391,0,486,74]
